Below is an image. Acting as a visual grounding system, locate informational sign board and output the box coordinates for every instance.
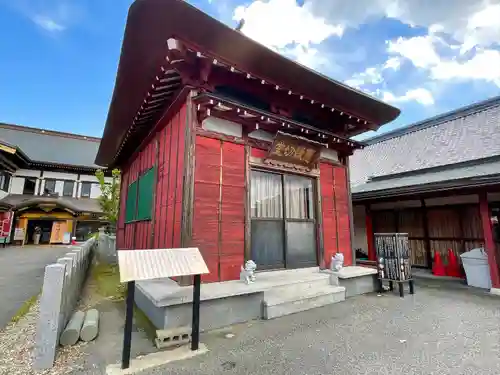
[265,131,322,170]
[14,228,25,241]
[117,247,209,369]
[117,247,209,282]
[62,232,71,245]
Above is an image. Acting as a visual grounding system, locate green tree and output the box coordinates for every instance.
[95,168,121,227]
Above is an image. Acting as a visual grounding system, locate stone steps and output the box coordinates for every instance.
[262,284,345,320]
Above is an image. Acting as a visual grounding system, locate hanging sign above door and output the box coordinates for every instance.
[264,132,322,170]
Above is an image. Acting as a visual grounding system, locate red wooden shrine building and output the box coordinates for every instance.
[95,0,400,283]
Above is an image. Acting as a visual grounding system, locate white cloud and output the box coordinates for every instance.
[431,49,500,86]
[387,35,442,68]
[4,0,85,33]
[461,3,500,53]
[383,56,401,71]
[306,0,500,50]
[382,88,435,106]
[233,0,343,70]
[232,0,500,104]
[344,67,383,89]
[234,0,343,50]
[32,15,65,32]
[386,33,500,87]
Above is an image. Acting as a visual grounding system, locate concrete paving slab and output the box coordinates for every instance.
[105,344,208,375]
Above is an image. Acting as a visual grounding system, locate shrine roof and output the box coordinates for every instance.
[96,0,400,167]
[350,95,500,200]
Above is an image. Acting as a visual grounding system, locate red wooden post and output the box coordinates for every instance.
[365,205,376,261]
[479,192,500,288]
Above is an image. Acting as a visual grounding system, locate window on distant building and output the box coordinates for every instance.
[0,172,10,192]
[23,178,36,195]
[44,179,56,195]
[81,182,92,198]
[63,181,74,197]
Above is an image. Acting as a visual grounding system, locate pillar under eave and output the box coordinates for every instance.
[479,192,500,290]
[365,205,376,261]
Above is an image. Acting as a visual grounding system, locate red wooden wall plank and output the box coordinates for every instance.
[173,105,186,248]
[160,121,172,248]
[166,111,180,248]
[250,147,267,158]
[191,137,246,283]
[319,162,352,267]
[116,102,188,252]
[191,135,221,282]
[220,142,245,281]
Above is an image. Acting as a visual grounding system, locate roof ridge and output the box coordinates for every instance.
[364,95,500,145]
[0,123,102,143]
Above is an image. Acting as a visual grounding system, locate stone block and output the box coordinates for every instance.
[340,275,378,298]
[60,310,85,346]
[56,257,74,323]
[33,264,66,370]
[80,309,99,342]
[155,326,191,349]
[96,233,117,264]
[163,292,264,331]
[263,286,345,319]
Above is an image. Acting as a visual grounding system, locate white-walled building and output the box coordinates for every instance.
[0,123,112,244]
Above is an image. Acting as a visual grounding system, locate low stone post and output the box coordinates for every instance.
[33,264,66,370]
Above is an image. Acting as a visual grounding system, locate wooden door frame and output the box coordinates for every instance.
[247,167,319,269]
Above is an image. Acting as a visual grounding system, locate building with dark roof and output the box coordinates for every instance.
[94,0,401,330]
[0,123,111,245]
[350,96,500,293]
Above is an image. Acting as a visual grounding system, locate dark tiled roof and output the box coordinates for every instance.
[350,96,500,193]
[0,124,101,168]
[0,194,103,213]
[352,157,500,196]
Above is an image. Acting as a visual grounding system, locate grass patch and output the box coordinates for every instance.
[11,294,39,323]
[133,305,157,340]
[90,263,126,301]
[89,262,156,340]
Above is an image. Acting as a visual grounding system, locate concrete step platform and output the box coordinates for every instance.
[135,267,346,331]
[263,285,345,320]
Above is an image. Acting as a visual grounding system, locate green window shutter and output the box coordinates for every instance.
[137,167,155,221]
[125,181,138,222]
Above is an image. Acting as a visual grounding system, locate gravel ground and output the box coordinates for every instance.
[140,287,500,375]
[2,285,500,374]
[0,300,87,375]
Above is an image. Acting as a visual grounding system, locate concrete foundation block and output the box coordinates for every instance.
[340,275,379,298]
[164,292,264,331]
[80,309,99,342]
[263,287,345,320]
[326,266,379,298]
[155,326,191,349]
[60,310,85,346]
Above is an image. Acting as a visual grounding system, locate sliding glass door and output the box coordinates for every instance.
[250,170,317,269]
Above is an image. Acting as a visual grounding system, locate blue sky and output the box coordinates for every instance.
[0,0,499,139]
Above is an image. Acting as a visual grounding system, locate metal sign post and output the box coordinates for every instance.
[121,281,135,369]
[191,274,201,351]
[117,248,209,370]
